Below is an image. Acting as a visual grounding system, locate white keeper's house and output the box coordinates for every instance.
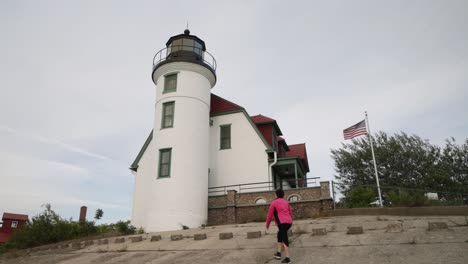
[130,30,310,232]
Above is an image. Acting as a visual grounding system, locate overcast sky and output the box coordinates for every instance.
[1,0,467,223]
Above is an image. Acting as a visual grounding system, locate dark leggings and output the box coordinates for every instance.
[277,223,292,247]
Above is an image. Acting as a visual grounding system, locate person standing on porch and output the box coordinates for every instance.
[266,189,293,264]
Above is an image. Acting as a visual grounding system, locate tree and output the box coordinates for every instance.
[94,209,104,220]
[345,185,376,208]
[331,132,467,199]
[439,138,468,194]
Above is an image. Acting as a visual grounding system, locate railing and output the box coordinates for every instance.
[332,181,468,207]
[208,177,321,196]
[152,45,217,72]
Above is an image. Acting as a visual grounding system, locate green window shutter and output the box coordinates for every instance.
[220,124,231,149]
[164,74,177,93]
[161,101,175,128]
[158,148,172,178]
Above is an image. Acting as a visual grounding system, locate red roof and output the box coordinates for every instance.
[286,143,310,172]
[2,213,28,221]
[210,94,244,115]
[0,232,11,243]
[251,114,276,124]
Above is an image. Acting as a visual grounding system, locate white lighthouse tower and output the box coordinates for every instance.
[131,29,217,232]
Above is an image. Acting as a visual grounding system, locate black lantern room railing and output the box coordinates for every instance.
[152,44,217,73]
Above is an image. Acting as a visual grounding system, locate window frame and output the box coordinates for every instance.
[255,197,267,204]
[161,101,175,129]
[287,195,300,202]
[158,148,172,178]
[163,73,178,93]
[11,221,18,228]
[220,124,231,149]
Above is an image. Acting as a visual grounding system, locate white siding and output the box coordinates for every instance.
[132,63,213,232]
[209,112,270,189]
[131,139,156,229]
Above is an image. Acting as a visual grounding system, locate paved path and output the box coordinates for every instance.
[1,215,467,263]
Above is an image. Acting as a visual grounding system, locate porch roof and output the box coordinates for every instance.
[270,157,307,176]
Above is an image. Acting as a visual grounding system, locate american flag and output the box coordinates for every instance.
[343,119,367,140]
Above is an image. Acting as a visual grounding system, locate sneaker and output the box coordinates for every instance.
[281,257,291,264]
[274,252,281,259]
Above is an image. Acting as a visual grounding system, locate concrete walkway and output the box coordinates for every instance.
[1,215,467,264]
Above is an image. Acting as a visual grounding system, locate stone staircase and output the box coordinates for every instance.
[3,215,467,264]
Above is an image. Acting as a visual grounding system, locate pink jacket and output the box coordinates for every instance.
[266,198,293,228]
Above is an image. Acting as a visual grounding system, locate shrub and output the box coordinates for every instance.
[387,190,430,207]
[114,220,136,235]
[0,204,138,253]
[2,204,98,250]
[345,185,376,208]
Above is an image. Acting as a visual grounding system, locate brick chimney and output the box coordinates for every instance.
[79,206,87,221]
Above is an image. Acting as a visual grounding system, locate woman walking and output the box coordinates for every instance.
[266,189,293,264]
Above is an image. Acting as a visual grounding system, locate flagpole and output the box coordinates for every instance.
[365,111,383,208]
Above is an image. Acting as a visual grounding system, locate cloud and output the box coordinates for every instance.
[0,125,113,161]
[0,151,131,221]
[274,61,468,182]
[0,0,467,223]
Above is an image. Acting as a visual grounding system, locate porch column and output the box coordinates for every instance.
[294,163,298,188]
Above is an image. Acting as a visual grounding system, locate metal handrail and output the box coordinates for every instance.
[208,177,321,195]
[152,45,217,72]
[335,182,468,196]
[332,181,468,206]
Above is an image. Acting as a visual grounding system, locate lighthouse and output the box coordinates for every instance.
[131,29,216,232]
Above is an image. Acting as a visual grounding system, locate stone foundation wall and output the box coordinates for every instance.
[208,181,333,225]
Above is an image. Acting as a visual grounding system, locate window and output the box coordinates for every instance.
[11,221,18,228]
[161,102,175,128]
[288,195,300,202]
[164,74,177,93]
[220,124,231,149]
[158,148,172,178]
[182,39,194,52]
[171,39,183,52]
[194,41,204,57]
[255,198,266,204]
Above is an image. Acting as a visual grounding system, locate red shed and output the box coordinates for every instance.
[0,212,28,244]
